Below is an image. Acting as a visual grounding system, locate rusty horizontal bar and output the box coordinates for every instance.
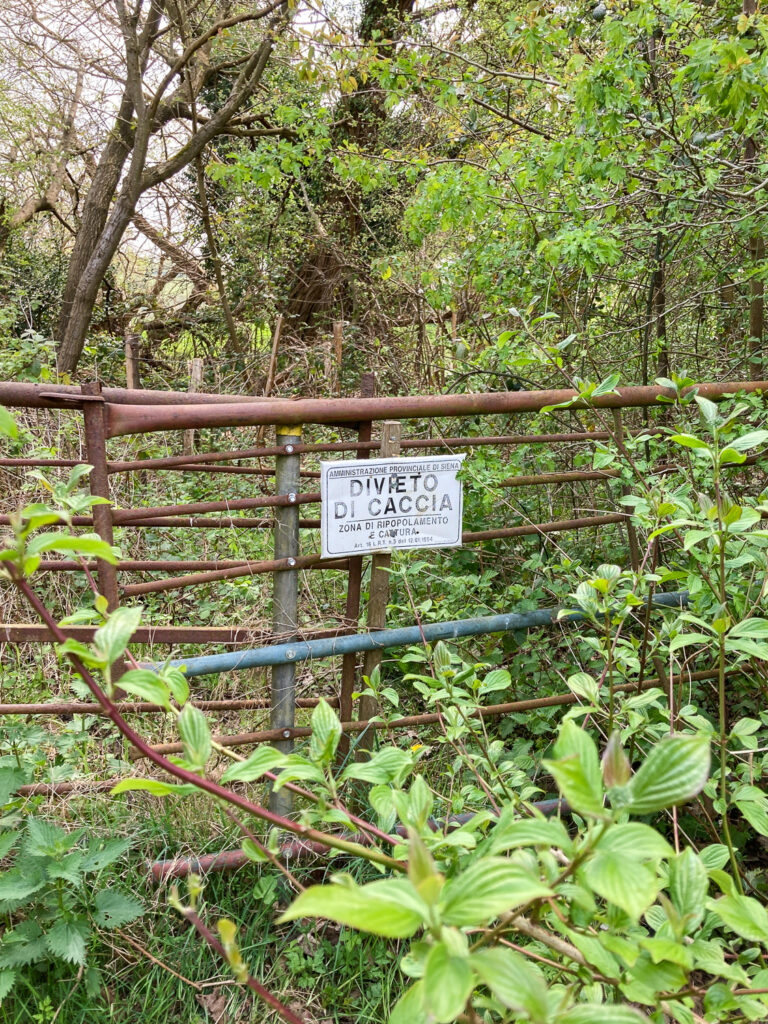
[0,381,290,409]
[104,430,652,475]
[35,558,318,572]
[0,696,336,716]
[0,457,82,468]
[0,514,320,530]
[120,554,349,596]
[0,623,352,645]
[112,492,321,523]
[130,663,724,760]
[461,513,626,544]
[499,470,621,488]
[105,381,768,437]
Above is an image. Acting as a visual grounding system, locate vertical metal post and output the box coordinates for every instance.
[269,425,301,814]
[358,420,402,735]
[125,333,141,389]
[183,357,203,456]
[81,383,119,612]
[338,373,375,756]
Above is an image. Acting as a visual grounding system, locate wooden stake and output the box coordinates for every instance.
[124,333,141,390]
[358,420,402,731]
[183,358,203,456]
[333,321,343,395]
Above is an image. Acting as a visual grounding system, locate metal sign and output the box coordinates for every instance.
[320,455,465,558]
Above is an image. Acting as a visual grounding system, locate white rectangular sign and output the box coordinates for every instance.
[320,455,465,558]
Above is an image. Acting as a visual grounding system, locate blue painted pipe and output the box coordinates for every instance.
[155,591,687,679]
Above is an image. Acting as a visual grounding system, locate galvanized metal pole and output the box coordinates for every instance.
[270,425,301,814]
[81,383,119,613]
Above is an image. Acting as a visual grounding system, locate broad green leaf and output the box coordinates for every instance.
[0,407,17,439]
[669,434,709,450]
[488,814,573,856]
[44,919,89,965]
[699,845,729,872]
[0,968,15,1002]
[177,703,211,769]
[221,747,285,783]
[479,668,511,694]
[93,889,144,929]
[116,670,171,709]
[471,946,548,1021]
[597,823,673,860]
[544,720,604,816]
[729,618,768,638]
[440,858,553,926]
[309,699,342,764]
[640,937,693,969]
[161,667,189,706]
[94,607,141,665]
[729,430,768,451]
[735,798,768,837]
[620,735,710,814]
[0,768,28,808]
[707,894,768,944]
[279,878,427,938]
[80,839,131,873]
[669,848,708,933]
[719,447,746,465]
[557,1005,647,1024]
[585,851,659,920]
[566,672,600,704]
[110,779,198,797]
[26,533,117,564]
[422,941,474,1023]
[341,746,413,785]
[389,982,428,1024]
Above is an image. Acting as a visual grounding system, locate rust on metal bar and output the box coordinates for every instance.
[1,623,353,645]
[120,554,349,596]
[105,381,768,437]
[112,492,321,523]
[130,665,730,759]
[461,514,626,544]
[0,381,290,409]
[498,470,621,488]
[0,457,82,468]
[0,515,321,530]
[36,558,309,572]
[0,696,337,716]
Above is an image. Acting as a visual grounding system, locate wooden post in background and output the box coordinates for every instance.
[183,357,203,456]
[358,420,402,734]
[338,372,375,756]
[333,321,343,396]
[125,333,141,390]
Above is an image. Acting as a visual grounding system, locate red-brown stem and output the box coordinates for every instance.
[11,571,403,872]
[182,908,305,1024]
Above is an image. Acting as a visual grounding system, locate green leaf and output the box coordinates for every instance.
[116,670,171,709]
[0,768,28,808]
[110,778,198,797]
[221,746,285,783]
[669,848,708,933]
[470,946,548,1021]
[557,1006,647,1024]
[93,889,144,929]
[488,814,573,856]
[26,532,117,564]
[440,858,553,926]
[621,735,710,814]
[585,851,659,920]
[707,894,768,943]
[0,969,15,1002]
[0,407,18,439]
[44,919,89,965]
[278,878,427,937]
[161,667,189,706]
[566,672,600,704]
[177,704,211,769]
[544,720,604,816]
[729,430,768,451]
[81,839,131,873]
[94,607,142,665]
[309,699,342,764]
[729,618,768,638]
[389,982,428,1024]
[479,668,511,694]
[341,747,413,785]
[422,941,474,1023]
[719,447,746,465]
[598,823,673,860]
[669,434,709,450]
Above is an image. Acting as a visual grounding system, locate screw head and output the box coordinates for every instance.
[288,492,297,503]
[287,557,296,567]
[285,445,294,454]
[286,647,296,659]
[283,729,292,739]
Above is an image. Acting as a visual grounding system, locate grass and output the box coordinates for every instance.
[1,781,405,1024]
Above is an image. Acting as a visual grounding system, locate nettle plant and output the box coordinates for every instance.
[4,393,768,1023]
